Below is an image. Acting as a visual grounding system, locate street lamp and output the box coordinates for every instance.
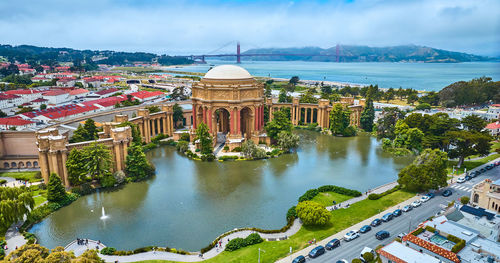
[258,248,266,263]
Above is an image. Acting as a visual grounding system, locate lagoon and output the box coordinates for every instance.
[30,131,412,251]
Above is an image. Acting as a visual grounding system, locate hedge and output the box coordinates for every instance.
[447,234,462,244]
[286,206,297,221]
[412,228,424,236]
[298,185,362,202]
[424,226,436,233]
[100,247,116,255]
[451,240,466,253]
[225,233,263,252]
[0,179,6,185]
[219,156,238,161]
[368,185,401,200]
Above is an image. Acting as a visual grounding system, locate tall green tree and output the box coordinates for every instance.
[289,76,300,87]
[397,149,448,192]
[360,99,375,131]
[125,144,155,181]
[376,107,405,140]
[299,90,318,104]
[172,103,184,128]
[0,187,34,232]
[296,201,331,226]
[82,118,98,140]
[461,115,487,132]
[446,130,492,167]
[265,109,293,140]
[66,148,88,186]
[195,123,213,154]
[82,143,113,179]
[146,105,161,113]
[278,88,291,103]
[47,173,67,202]
[329,104,350,136]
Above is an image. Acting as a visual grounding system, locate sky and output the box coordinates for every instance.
[1,0,499,56]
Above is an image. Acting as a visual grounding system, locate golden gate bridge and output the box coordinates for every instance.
[179,42,346,63]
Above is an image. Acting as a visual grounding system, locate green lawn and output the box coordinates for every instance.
[447,153,500,175]
[0,171,42,182]
[131,190,415,263]
[311,191,353,207]
[33,195,47,207]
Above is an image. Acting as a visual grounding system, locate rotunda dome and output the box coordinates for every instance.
[203,65,252,80]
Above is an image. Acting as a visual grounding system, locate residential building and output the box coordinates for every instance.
[94,88,120,98]
[485,121,500,136]
[0,94,22,110]
[0,117,36,130]
[471,179,500,213]
[43,89,70,105]
[56,77,76,87]
[20,104,99,123]
[130,90,164,102]
[4,89,43,104]
[68,88,89,100]
[377,241,441,263]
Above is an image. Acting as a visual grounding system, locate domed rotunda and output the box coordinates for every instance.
[191,65,266,148]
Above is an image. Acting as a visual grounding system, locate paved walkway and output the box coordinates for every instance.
[0,177,42,188]
[4,222,27,256]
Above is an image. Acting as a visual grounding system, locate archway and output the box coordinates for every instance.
[4,162,9,168]
[33,161,39,168]
[214,108,231,143]
[26,161,32,168]
[240,107,253,138]
[19,162,25,168]
[473,194,479,203]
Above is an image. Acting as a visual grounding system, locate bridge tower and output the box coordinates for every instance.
[237,42,241,63]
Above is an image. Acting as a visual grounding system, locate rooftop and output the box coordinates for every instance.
[424,215,479,243]
[203,65,253,80]
[458,237,500,263]
[378,241,441,263]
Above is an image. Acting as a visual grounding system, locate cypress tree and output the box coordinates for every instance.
[47,173,67,202]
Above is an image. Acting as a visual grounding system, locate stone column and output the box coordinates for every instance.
[49,151,59,178]
[203,107,207,124]
[260,105,264,128]
[169,114,174,136]
[237,108,241,134]
[38,151,50,183]
[254,106,259,132]
[269,107,273,122]
[207,108,213,133]
[192,105,197,129]
[61,151,69,187]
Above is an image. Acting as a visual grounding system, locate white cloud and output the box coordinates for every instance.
[0,0,498,56]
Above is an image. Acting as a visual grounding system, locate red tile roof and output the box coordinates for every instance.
[486,122,500,129]
[402,228,460,263]
[82,95,129,108]
[95,88,119,96]
[5,89,42,95]
[68,88,89,96]
[31,98,48,103]
[0,117,35,126]
[43,90,67,96]
[21,104,95,119]
[0,94,21,100]
[130,90,164,99]
[377,244,406,263]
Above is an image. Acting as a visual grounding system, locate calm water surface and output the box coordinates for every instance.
[31,131,412,251]
[169,60,500,91]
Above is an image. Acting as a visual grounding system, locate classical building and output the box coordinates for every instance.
[0,131,40,170]
[470,178,500,213]
[191,65,266,149]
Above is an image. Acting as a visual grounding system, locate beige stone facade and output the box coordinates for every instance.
[471,179,500,213]
[0,131,41,170]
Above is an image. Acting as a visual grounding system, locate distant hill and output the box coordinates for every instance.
[0,44,193,66]
[242,45,495,63]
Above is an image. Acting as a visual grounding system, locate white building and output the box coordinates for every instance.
[42,90,70,105]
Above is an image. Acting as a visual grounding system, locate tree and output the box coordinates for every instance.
[117,121,141,144]
[329,104,351,136]
[241,139,267,159]
[4,244,49,263]
[146,105,160,113]
[461,115,487,132]
[47,173,67,202]
[392,120,424,152]
[0,110,7,117]
[299,90,318,104]
[44,247,75,263]
[460,196,470,205]
[125,144,155,181]
[277,131,299,153]
[66,148,88,186]
[82,143,113,179]
[438,77,500,107]
[195,123,213,154]
[296,201,331,226]
[446,130,492,167]
[278,88,291,103]
[0,187,34,232]
[415,103,431,111]
[289,76,300,87]
[72,249,104,263]
[172,103,184,128]
[397,149,448,192]
[407,93,418,105]
[362,252,374,262]
[265,109,292,140]
[376,107,405,140]
[83,119,98,140]
[360,100,375,132]
[0,64,19,77]
[40,104,47,110]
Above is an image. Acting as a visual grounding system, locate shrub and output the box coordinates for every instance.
[176,140,189,153]
[352,259,362,263]
[219,155,238,161]
[100,174,116,188]
[296,201,331,226]
[298,189,319,202]
[412,228,424,236]
[425,226,436,233]
[180,133,190,142]
[367,185,401,200]
[223,146,229,151]
[451,240,466,253]
[231,147,242,152]
[362,252,374,262]
[70,182,94,196]
[286,206,297,221]
[195,148,201,152]
[143,142,158,151]
[0,179,6,185]
[460,196,470,205]
[100,247,116,255]
[317,185,362,197]
[201,154,215,162]
[225,233,263,252]
[368,193,379,200]
[447,234,462,243]
[159,139,176,146]
[416,103,431,111]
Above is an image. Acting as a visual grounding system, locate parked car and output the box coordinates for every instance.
[486,164,494,170]
[420,196,430,202]
[442,189,452,197]
[371,218,382,227]
[292,255,306,263]
[470,171,478,178]
[426,193,435,199]
[457,177,466,183]
[411,200,422,207]
[480,168,487,173]
[360,247,375,261]
[382,213,393,222]
[344,230,360,241]
[392,209,402,217]
[397,232,408,239]
[360,225,372,233]
[336,260,349,263]
[376,230,390,240]
[308,245,325,258]
[465,175,472,181]
[402,205,413,212]
[494,161,499,166]
[325,238,340,250]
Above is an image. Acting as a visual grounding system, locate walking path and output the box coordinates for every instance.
[4,222,27,256]
[0,177,42,188]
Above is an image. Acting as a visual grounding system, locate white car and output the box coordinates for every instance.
[457,177,466,183]
[420,196,430,202]
[344,230,360,241]
[411,200,422,207]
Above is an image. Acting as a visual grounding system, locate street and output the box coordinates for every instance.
[306,164,500,263]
